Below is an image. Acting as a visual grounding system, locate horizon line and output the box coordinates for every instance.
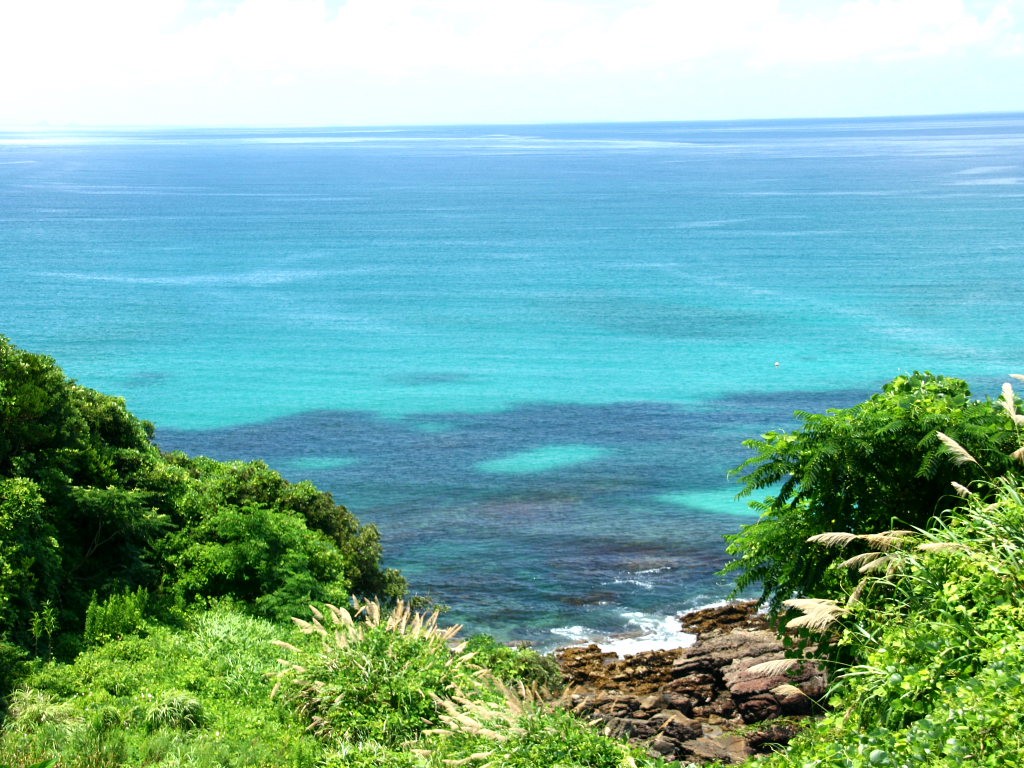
[3,109,1023,134]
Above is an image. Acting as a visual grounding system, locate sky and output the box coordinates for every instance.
[1,0,1022,127]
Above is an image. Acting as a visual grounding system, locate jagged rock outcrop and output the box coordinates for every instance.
[556,601,827,765]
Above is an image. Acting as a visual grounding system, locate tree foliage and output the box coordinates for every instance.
[722,372,1020,611]
[0,336,404,660]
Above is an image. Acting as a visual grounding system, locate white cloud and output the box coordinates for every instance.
[0,0,1021,125]
[753,0,1019,66]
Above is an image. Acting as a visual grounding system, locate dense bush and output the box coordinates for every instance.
[0,336,404,654]
[83,588,150,646]
[759,473,1024,766]
[0,606,322,768]
[275,600,664,768]
[463,634,564,691]
[722,372,1019,611]
[734,378,1024,767]
[0,599,666,767]
[273,600,485,747]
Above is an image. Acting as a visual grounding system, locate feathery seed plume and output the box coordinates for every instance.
[841,551,886,570]
[936,432,978,466]
[807,531,860,548]
[918,541,963,552]
[859,554,893,574]
[1001,382,1017,417]
[951,481,973,498]
[747,658,802,677]
[783,598,846,631]
[860,530,915,551]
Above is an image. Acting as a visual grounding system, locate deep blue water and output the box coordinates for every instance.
[2,115,1022,647]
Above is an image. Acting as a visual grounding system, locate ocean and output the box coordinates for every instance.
[2,114,1022,650]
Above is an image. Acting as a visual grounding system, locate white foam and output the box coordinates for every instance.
[610,578,655,590]
[597,612,696,657]
[549,625,600,644]
[549,611,697,657]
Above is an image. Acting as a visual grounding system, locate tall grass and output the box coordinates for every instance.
[0,605,321,768]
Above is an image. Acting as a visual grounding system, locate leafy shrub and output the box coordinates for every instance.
[722,372,1019,611]
[0,605,322,768]
[163,456,407,602]
[160,499,352,622]
[760,409,1024,766]
[83,588,150,646]
[274,600,483,747]
[464,634,564,691]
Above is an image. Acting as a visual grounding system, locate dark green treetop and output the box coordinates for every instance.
[0,336,404,656]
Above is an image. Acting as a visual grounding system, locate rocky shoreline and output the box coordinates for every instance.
[555,602,827,765]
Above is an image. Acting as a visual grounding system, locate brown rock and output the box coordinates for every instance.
[650,734,678,756]
[679,600,768,636]
[649,710,703,742]
[555,600,827,765]
[637,694,662,711]
[678,733,754,764]
[746,721,802,754]
[661,691,697,716]
[737,693,781,723]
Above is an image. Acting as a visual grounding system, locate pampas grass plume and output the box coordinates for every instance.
[936,432,978,466]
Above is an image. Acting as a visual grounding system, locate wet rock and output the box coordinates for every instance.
[556,600,827,765]
[680,601,770,636]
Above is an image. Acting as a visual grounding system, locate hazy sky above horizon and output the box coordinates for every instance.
[2,0,1022,128]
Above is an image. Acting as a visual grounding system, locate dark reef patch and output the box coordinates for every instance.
[156,388,871,642]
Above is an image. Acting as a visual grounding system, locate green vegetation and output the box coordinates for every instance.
[0,597,668,768]
[725,374,1024,766]
[463,633,564,691]
[0,337,670,767]
[753,472,1024,766]
[0,334,403,669]
[0,607,319,767]
[722,372,1018,611]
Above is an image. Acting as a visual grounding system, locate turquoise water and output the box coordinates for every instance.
[2,115,1022,647]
